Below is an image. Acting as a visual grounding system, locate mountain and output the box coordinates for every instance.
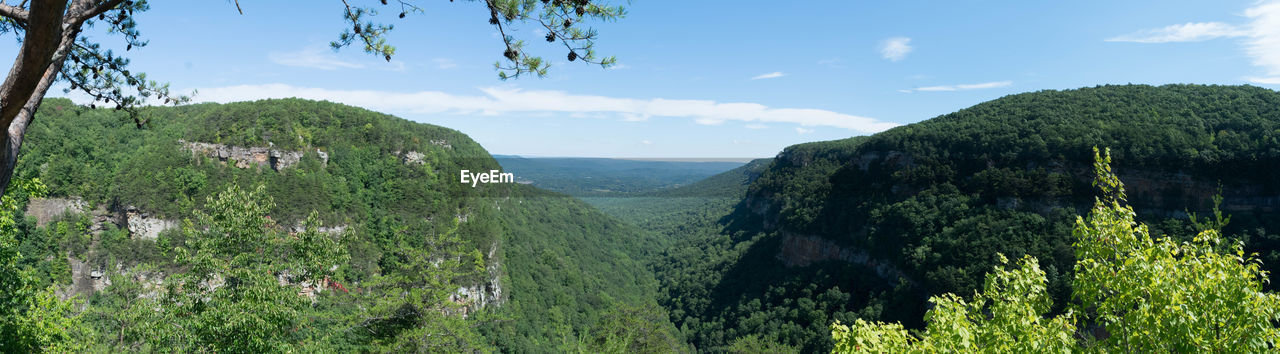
[15,84,1280,352]
[10,98,681,352]
[652,84,1280,351]
[494,156,746,197]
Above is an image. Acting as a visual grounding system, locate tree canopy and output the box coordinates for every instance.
[833,148,1280,352]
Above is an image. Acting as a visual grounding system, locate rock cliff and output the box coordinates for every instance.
[181,140,328,171]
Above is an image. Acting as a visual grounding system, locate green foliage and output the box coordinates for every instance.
[14,97,680,351]
[480,185,685,352]
[832,255,1075,352]
[0,178,91,352]
[331,0,627,79]
[119,185,348,352]
[652,85,1280,351]
[834,148,1280,352]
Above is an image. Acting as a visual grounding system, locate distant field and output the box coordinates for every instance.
[494,155,750,197]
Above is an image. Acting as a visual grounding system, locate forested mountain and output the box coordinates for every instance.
[5,98,681,351]
[11,84,1280,352]
[648,84,1280,351]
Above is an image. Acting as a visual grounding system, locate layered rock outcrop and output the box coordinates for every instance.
[777,232,912,287]
[181,140,328,171]
[447,243,504,317]
[25,197,88,227]
[124,206,177,240]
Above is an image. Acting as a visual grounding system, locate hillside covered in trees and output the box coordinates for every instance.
[8,84,1280,352]
[645,84,1280,351]
[2,98,681,352]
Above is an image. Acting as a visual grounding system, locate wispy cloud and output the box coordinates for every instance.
[1244,1,1280,83]
[269,46,364,70]
[433,58,457,69]
[900,80,1012,93]
[1106,22,1247,43]
[795,127,814,134]
[880,37,912,61]
[745,123,767,129]
[1107,1,1280,84]
[751,72,785,80]
[817,58,844,68]
[192,84,900,133]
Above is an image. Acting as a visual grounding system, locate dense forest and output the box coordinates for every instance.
[640,84,1280,351]
[6,84,1280,352]
[1,98,680,351]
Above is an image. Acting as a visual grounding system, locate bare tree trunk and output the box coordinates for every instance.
[0,26,77,197]
[0,1,67,129]
[0,1,70,197]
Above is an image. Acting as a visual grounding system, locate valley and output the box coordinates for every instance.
[6,84,1280,352]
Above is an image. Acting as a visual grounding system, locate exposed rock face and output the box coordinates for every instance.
[25,197,88,227]
[125,207,177,240]
[26,197,119,235]
[288,222,348,235]
[393,149,442,165]
[64,257,104,299]
[447,243,504,317]
[778,232,912,287]
[181,140,328,171]
[403,151,426,165]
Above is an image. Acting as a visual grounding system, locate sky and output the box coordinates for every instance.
[5,0,1280,158]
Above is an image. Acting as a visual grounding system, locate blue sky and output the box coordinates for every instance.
[9,0,1280,157]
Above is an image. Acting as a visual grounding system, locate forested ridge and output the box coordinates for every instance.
[643,84,1280,352]
[1,98,681,352]
[7,84,1280,352]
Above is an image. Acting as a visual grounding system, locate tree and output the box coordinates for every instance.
[0,178,91,352]
[0,0,627,196]
[122,184,350,352]
[833,148,1280,352]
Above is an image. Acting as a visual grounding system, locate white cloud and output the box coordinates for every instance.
[795,127,814,134]
[900,80,1012,93]
[433,58,457,69]
[621,113,649,122]
[641,139,653,145]
[193,84,900,133]
[817,58,844,68]
[269,46,364,70]
[1246,76,1280,84]
[1106,22,1247,43]
[745,123,767,129]
[1106,1,1280,85]
[751,72,785,80]
[384,61,407,72]
[1244,1,1280,83]
[880,37,912,61]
